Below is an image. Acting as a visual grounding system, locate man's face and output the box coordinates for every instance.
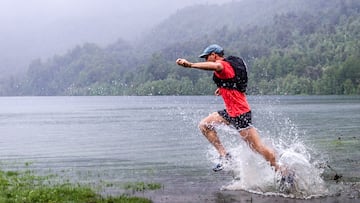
[204,52,215,62]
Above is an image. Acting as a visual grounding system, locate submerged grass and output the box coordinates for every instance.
[0,168,156,203]
[124,182,162,193]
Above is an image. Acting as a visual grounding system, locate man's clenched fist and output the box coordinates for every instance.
[176,58,192,68]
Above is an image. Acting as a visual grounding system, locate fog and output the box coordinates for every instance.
[0,0,236,76]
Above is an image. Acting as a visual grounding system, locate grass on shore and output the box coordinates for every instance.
[0,168,157,203]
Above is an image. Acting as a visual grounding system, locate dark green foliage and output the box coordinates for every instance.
[3,0,360,95]
[0,169,153,203]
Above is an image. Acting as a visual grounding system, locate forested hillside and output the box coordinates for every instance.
[1,0,359,96]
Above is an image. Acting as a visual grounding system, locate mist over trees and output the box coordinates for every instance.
[1,0,359,96]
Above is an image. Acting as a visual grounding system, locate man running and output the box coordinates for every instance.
[176,44,280,172]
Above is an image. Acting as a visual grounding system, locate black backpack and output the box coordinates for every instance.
[213,56,248,93]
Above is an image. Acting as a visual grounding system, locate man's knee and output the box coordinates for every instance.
[198,119,212,134]
[199,113,216,133]
[198,112,225,134]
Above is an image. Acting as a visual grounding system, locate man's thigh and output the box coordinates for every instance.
[200,112,229,126]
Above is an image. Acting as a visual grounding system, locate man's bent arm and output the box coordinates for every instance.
[190,62,223,72]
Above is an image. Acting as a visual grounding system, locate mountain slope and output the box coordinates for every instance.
[2,0,359,96]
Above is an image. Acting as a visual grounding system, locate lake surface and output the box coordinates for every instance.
[0,96,359,201]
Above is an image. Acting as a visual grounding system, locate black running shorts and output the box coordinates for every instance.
[218,110,252,131]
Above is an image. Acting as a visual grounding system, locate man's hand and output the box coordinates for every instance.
[176,58,193,68]
[215,88,221,96]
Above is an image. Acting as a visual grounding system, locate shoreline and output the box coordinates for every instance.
[132,180,360,203]
[143,188,359,203]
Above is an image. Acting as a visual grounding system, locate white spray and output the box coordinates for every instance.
[206,101,329,199]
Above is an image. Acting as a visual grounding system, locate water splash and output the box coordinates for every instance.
[205,100,330,199]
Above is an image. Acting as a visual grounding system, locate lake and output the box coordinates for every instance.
[0,96,359,202]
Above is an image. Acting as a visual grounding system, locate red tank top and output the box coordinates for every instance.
[214,60,251,117]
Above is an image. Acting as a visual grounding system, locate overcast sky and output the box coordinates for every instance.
[0,0,237,75]
[1,0,232,43]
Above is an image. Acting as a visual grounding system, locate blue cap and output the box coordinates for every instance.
[199,44,224,58]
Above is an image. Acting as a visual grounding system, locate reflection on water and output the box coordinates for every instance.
[0,96,359,200]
